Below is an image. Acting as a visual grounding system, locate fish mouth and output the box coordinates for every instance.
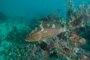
[25,39,35,42]
[25,39,31,42]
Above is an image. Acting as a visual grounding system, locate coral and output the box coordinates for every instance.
[39,42,51,51]
[39,17,48,22]
[39,13,60,24]
[47,14,59,21]
[73,34,80,40]
[79,38,86,46]
[66,0,90,30]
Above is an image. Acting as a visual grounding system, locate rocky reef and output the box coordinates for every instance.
[0,0,90,60]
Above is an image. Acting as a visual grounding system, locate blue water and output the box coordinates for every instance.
[0,0,88,18]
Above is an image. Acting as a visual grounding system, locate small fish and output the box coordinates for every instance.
[25,23,66,42]
[57,9,61,12]
[73,34,80,40]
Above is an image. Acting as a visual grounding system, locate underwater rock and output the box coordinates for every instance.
[39,42,50,51]
[58,32,67,40]
[49,48,58,58]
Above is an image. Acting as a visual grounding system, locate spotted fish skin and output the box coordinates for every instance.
[25,23,66,42]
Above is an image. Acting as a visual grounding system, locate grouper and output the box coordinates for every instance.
[25,23,66,42]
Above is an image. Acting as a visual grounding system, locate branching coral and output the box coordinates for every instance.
[67,1,90,29]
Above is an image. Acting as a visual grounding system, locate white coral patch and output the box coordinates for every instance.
[41,28,44,31]
[43,30,47,33]
[52,24,55,28]
[40,24,44,31]
[47,23,50,27]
